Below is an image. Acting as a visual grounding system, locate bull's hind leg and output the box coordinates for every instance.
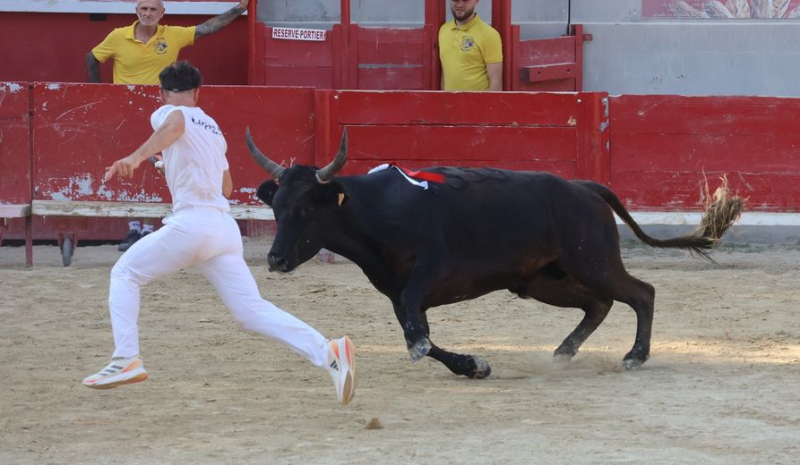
[516,265,613,361]
[614,276,655,370]
[560,252,656,370]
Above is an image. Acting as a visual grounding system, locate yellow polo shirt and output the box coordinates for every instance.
[92,21,196,84]
[438,14,503,91]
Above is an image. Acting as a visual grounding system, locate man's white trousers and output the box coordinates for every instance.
[108,207,328,367]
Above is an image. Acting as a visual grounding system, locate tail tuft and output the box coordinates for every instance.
[694,175,746,241]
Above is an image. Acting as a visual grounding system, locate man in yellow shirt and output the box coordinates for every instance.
[87,0,248,251]
[438,0,503,91]
[86,0,249,85]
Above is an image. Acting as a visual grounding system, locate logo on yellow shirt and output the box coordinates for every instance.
[154,38,168,55]
[460,35,475,52]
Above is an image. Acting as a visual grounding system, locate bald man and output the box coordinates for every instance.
[86,0,249,84]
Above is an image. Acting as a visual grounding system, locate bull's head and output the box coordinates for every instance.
[246,128,349,272]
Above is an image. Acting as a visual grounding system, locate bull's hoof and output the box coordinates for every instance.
[622,355,649,371]
[467,355,491,379]
[622,359,643,370]
[408,337,432,362]
[553,353,572,365]
[623,349,650,370]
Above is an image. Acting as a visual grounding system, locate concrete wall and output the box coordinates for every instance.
[572,0,800,96]
[254,0,800,97]
[512,0,569,39]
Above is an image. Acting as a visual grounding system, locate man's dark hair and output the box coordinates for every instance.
[159,61,203,92]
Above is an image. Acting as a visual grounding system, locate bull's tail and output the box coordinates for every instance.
[575,180,744,261]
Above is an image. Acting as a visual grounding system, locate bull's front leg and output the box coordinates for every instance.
[391,299,431,362]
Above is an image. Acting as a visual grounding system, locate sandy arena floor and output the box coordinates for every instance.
[1,238,798,464]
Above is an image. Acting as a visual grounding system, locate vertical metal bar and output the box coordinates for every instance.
[247,0,257,84]
[425,0,445,89]
[493,0,512,91]
[26,82,34,267]
[572,24,584,92]
[339,0,351,88]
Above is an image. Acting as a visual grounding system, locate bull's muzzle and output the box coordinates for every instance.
[267,253,291,273]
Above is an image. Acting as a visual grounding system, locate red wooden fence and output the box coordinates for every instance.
[609,94,800,211]
[3,85,800,252]
[313,90,607,180]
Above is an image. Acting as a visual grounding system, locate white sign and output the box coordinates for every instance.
[272,27,327,42]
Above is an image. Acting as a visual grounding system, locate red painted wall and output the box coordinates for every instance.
[32,83,314,206]
[1,83,313,241]
[608,94,800,212]
[3,85,800,243]
[0,83,31,206]
[313,90,607,180]
[0,12,247,84]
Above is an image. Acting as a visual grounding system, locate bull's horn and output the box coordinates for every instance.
[315,128,348,184]
[245,127,285,181]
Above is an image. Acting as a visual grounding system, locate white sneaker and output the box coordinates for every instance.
[326,337,356,405]
[83,355,148,389]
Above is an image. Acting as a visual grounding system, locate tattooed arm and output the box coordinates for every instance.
[195,0,249,39]
[86,53,102,83]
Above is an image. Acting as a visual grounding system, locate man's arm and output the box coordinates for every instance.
[195,0,249,39]
[105,110,186,180]
[487,62,503,91]
[222,170,233,198]
[86,53,101,83]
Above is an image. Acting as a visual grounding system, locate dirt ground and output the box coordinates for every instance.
[1,237,798,465]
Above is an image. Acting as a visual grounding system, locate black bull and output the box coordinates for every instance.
[246,129,739,379]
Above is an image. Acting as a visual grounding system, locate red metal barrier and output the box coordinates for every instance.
[609,94,800,211]
[0,83,32,207]
[348,26,436,90]
[31,83,314,206]
[252,0,443,90]
[6,84,800,252]
[313,90,609,180]
[0,82,33,264]
[20,83,314,244]
[510,24,586,92]
[253,23,342,88]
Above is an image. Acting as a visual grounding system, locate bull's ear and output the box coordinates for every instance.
[327,185,348,207]
[256,180,279,206]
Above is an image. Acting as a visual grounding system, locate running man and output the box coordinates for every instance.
[83,61,355,405]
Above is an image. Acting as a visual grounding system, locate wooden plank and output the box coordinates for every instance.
[0,204,31,217]
[331,90,581,127]
[342,159,577,179]
[610,94,800,135]
[357,67,425,90]
[520,64,578,84]
[32,201,274,220]
[355,27,425,65]
[0,82,31,206]
[611,133,800,173]
[610,171,800,212]
[517,36,576,65]
[338,125,577,164]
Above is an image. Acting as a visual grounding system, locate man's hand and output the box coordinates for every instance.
[149,155,165,175]
[105,154,144,181]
